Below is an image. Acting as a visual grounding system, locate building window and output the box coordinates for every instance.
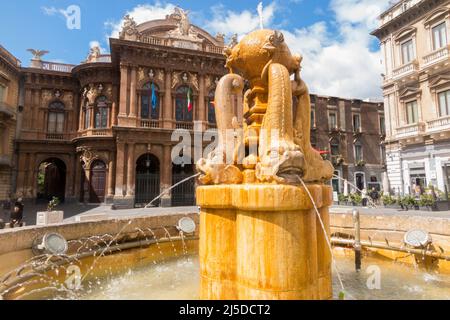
[208,90,216,124]
[379,116,386,135]
[47,101,65,133]
[432,22,447,50]
[328,112,337,129]
[84,105,90,129]
[175,85,194,122]
[94,96,109,129]
[354,140,363,163]
[353,114,361,132]
[401,39,415,64]
[438,90,450,117]
[406,100,419,124]
[330,138,340,156]
[0,85,5,102]
[141,82,160,120]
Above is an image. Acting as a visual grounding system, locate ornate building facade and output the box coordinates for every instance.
[0,46,20,203]
[1,7,385,208]
[372,0,450,194]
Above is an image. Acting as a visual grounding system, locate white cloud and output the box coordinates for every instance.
[205,2,277,36]
[105,2,176,39]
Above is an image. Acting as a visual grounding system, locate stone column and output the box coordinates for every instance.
[129,67,137,119]
[126,143,135,198]
[107,156,115,202]
[114,141,126,199]
[199,74,206,128]
[160,144,172,207]
[111,84,119,126]
[163,70,173,129]
[197,184,333,300]
[119,64,129,118]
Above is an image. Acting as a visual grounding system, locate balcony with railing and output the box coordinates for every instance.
[423,45,450,68]
[40,61,75,73]
[427,115,450,134]
[79,128,113,137]
[140,119,161,129]
[0,155,12,167]
[139,35,224,55]
[175,121,194,130]
[392,60,419,81]
[0,102,15,118]
[395,122,426,139]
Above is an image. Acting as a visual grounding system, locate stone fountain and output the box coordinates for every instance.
[196,29,335,300]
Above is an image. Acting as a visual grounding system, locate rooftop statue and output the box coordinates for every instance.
[168,7,201,41]
[197,29,334,185]
[27,49,49,61]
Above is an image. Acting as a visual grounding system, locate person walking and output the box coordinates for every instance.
[361,188,368,207]
[10,198,24,228]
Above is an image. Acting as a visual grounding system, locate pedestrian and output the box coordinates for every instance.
[361,188,368,207]
[10,198,24,228]
[369,188,379,206]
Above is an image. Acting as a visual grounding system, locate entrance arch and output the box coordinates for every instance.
[172,163,196,206]
[135,153,160,207]
[37,158,66,202]
[90,160,107,203]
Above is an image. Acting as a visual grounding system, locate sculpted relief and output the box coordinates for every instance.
[197,29,334,185]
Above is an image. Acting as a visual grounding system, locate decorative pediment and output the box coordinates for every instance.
[399,86,421,100]
[394,26,416,43]
[424,7,450,27]
[429,75,450,91]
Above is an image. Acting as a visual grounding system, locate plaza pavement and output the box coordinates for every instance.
[1,201,450,227]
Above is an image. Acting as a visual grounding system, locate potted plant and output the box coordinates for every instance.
[349,192,362,206]
[36,197,64,226]
[382,194,398,208]
[356,160,366,167]
[338,193,349,205]
[419,194,435,211]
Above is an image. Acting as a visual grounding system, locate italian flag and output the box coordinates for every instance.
[187,87,193,112]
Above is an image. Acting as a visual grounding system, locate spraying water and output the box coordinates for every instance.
[333,174,378,208]
[145,173,201,208]
[297,176,346,298]
[257,2,264,29]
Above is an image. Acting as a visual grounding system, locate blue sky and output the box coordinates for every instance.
[0,0,392,99]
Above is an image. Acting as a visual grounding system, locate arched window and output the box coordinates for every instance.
[47,101,65,133]
[330,137,340,156]
[141,82,160,120]
[94,96,109,129]
[354,139,363,163]
[175,85,194,122]
[208,89,216,124]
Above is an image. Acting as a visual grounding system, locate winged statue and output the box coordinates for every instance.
[27,49,49,61]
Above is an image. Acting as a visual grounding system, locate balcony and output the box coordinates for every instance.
[40,61,75,73]
[423,45,450,68]
[395,122,426,139]
[141,120,161,129]
[392,60,419,81]
[80,129,113,137]
[175,122,194,130]
[427,115,450,134]
[0,102,15,118]
[45,133,65,140]
[0,155,11,167]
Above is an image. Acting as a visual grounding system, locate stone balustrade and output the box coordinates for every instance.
[41,61,75,73]
[395,122,425,138]
[423,45,450,67]
[140,119,161,129]
[392,60,419,80]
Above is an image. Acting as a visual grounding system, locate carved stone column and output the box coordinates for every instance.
[199,74,206,127]
[118,64,129,119]
[114,140,126,199]
[107,156,115,203]
[129,67,137,119]
[163,70,173,129]
[160,144,172,207]
[111,84,118,126]
[126,143,135,199]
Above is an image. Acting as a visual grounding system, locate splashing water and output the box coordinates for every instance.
[145,173,201,208]
[333,174,378,208]
[297,176,346,298]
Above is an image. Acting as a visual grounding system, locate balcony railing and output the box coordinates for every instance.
[0,102,15,117]
[427,115,450,133]
[392,60,419,80]
[141,120,161,129]
[138,35,224,55]
[0,155,11,167]
[175,122,194,130]
[423,45,450,67]
[80,129,112,137]
[46,133,65,140]
[396,122,425,139]
[41,61,75,73]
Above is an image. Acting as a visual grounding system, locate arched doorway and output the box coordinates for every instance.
[172,163,196,206]
[37,158,66,202]
[90,160,106,203]
[135,154,160,207]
